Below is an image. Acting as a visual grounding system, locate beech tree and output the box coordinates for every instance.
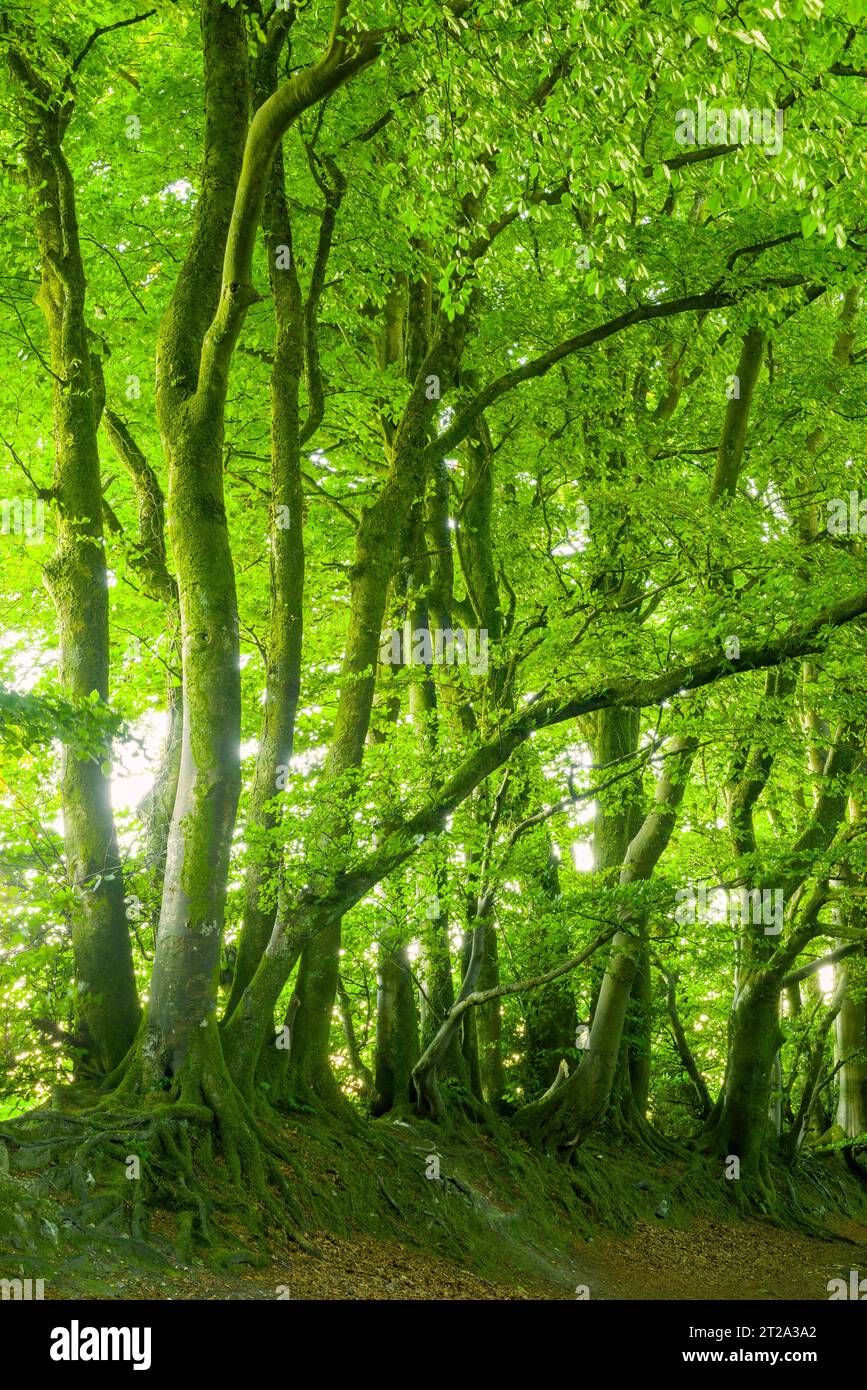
[1,0,866,1248]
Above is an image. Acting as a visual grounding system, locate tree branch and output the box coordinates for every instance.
[422,278,818,465]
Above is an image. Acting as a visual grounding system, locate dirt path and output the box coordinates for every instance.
[578,1215,867,1301]
[40,1214,867,1301]
[43,1229,561,1301]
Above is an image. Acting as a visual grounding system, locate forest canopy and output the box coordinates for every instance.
[1,0,867,1277]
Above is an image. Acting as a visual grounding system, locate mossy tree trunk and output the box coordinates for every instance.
[139,0,389,1092]
[475,922,506,1106]
[373,935,420,1116]
[281,295,467,1099]
[415,913,489,1119]
[419,889,467,1084]
[516,734,697,1148]
[592,705,643,1115]
[835,970,867,1138]
[833,823,867,1140]
[11,48,140,1073]
[702,970,785,1178]
[102,409,182,931]
[225,38,308,1018]
[144,0,250,1083]
[701,308,860,1183]
[701,722,858,1182]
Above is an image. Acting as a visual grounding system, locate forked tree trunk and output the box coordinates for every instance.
[143,0,249,1084]
[516,734,696,1148]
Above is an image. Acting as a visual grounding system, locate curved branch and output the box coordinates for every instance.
[422,278,818,466]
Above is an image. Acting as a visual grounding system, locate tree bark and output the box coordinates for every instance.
[373,937,420,1115]
[703,970,784,1177]
[144,0,249,1080]
[11,50,140,1072]
[225,45,307,1017]
[516,735,697,1147]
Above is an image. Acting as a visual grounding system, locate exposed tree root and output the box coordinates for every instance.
[690,1125,779,1213]
[0,1025,313,1264]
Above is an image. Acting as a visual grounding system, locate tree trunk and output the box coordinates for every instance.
[415,916,487,1118]
[102,409,183,932]
[418,883,468,1085]
[282,332,465,1096]
[373,938,420,1115]
[835,973,867,1138]
[225,128,305,1018]
[476,922,506,1106]
[625,941,652,1118]
[516,734,696,1147]
[702,970,783,1178]
[13,65,140,1072]
[523,835,577,1095]
[145,403,243,1078]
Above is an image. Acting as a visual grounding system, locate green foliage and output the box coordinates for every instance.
[1,0,866,1159]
